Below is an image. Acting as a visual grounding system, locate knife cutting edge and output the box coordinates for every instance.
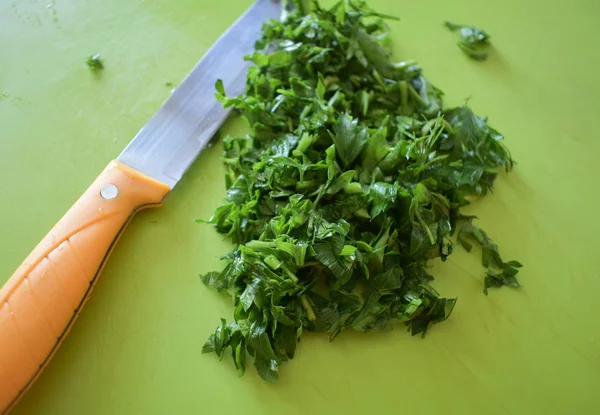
[0,1,281,412]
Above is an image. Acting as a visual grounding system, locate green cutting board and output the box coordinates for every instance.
[2,0,599,413]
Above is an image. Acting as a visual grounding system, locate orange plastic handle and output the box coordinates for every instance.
[0,160,170,413]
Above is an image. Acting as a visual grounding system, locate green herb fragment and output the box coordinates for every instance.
[85,54,104,70]
[200,0,521,381]
[445,21,491,60]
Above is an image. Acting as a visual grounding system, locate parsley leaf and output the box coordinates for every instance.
[331,113,369,167]
[85,54,104,70]
[445,21,491,60]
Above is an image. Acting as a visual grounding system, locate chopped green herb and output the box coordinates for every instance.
[200,0,520,381]
[85,54,104,70]
[445,21,491,60]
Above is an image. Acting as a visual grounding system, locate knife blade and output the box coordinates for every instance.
[0,1,281,413]
[119,0,281,188]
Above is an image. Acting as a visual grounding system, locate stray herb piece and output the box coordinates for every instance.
[86,54,104,70]
[445,21,491,60]
[200,0,521,381]
[457,218,522,294]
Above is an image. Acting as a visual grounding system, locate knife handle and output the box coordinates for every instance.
[0,160,170,414]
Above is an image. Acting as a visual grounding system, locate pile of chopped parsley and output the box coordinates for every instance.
[199,0,521,381]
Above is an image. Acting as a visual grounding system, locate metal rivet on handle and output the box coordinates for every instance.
[100,184,119,200]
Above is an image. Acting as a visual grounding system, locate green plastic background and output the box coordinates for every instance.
[1,0,599,413]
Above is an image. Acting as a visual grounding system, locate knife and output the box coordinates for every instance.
[0,0,281,412]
